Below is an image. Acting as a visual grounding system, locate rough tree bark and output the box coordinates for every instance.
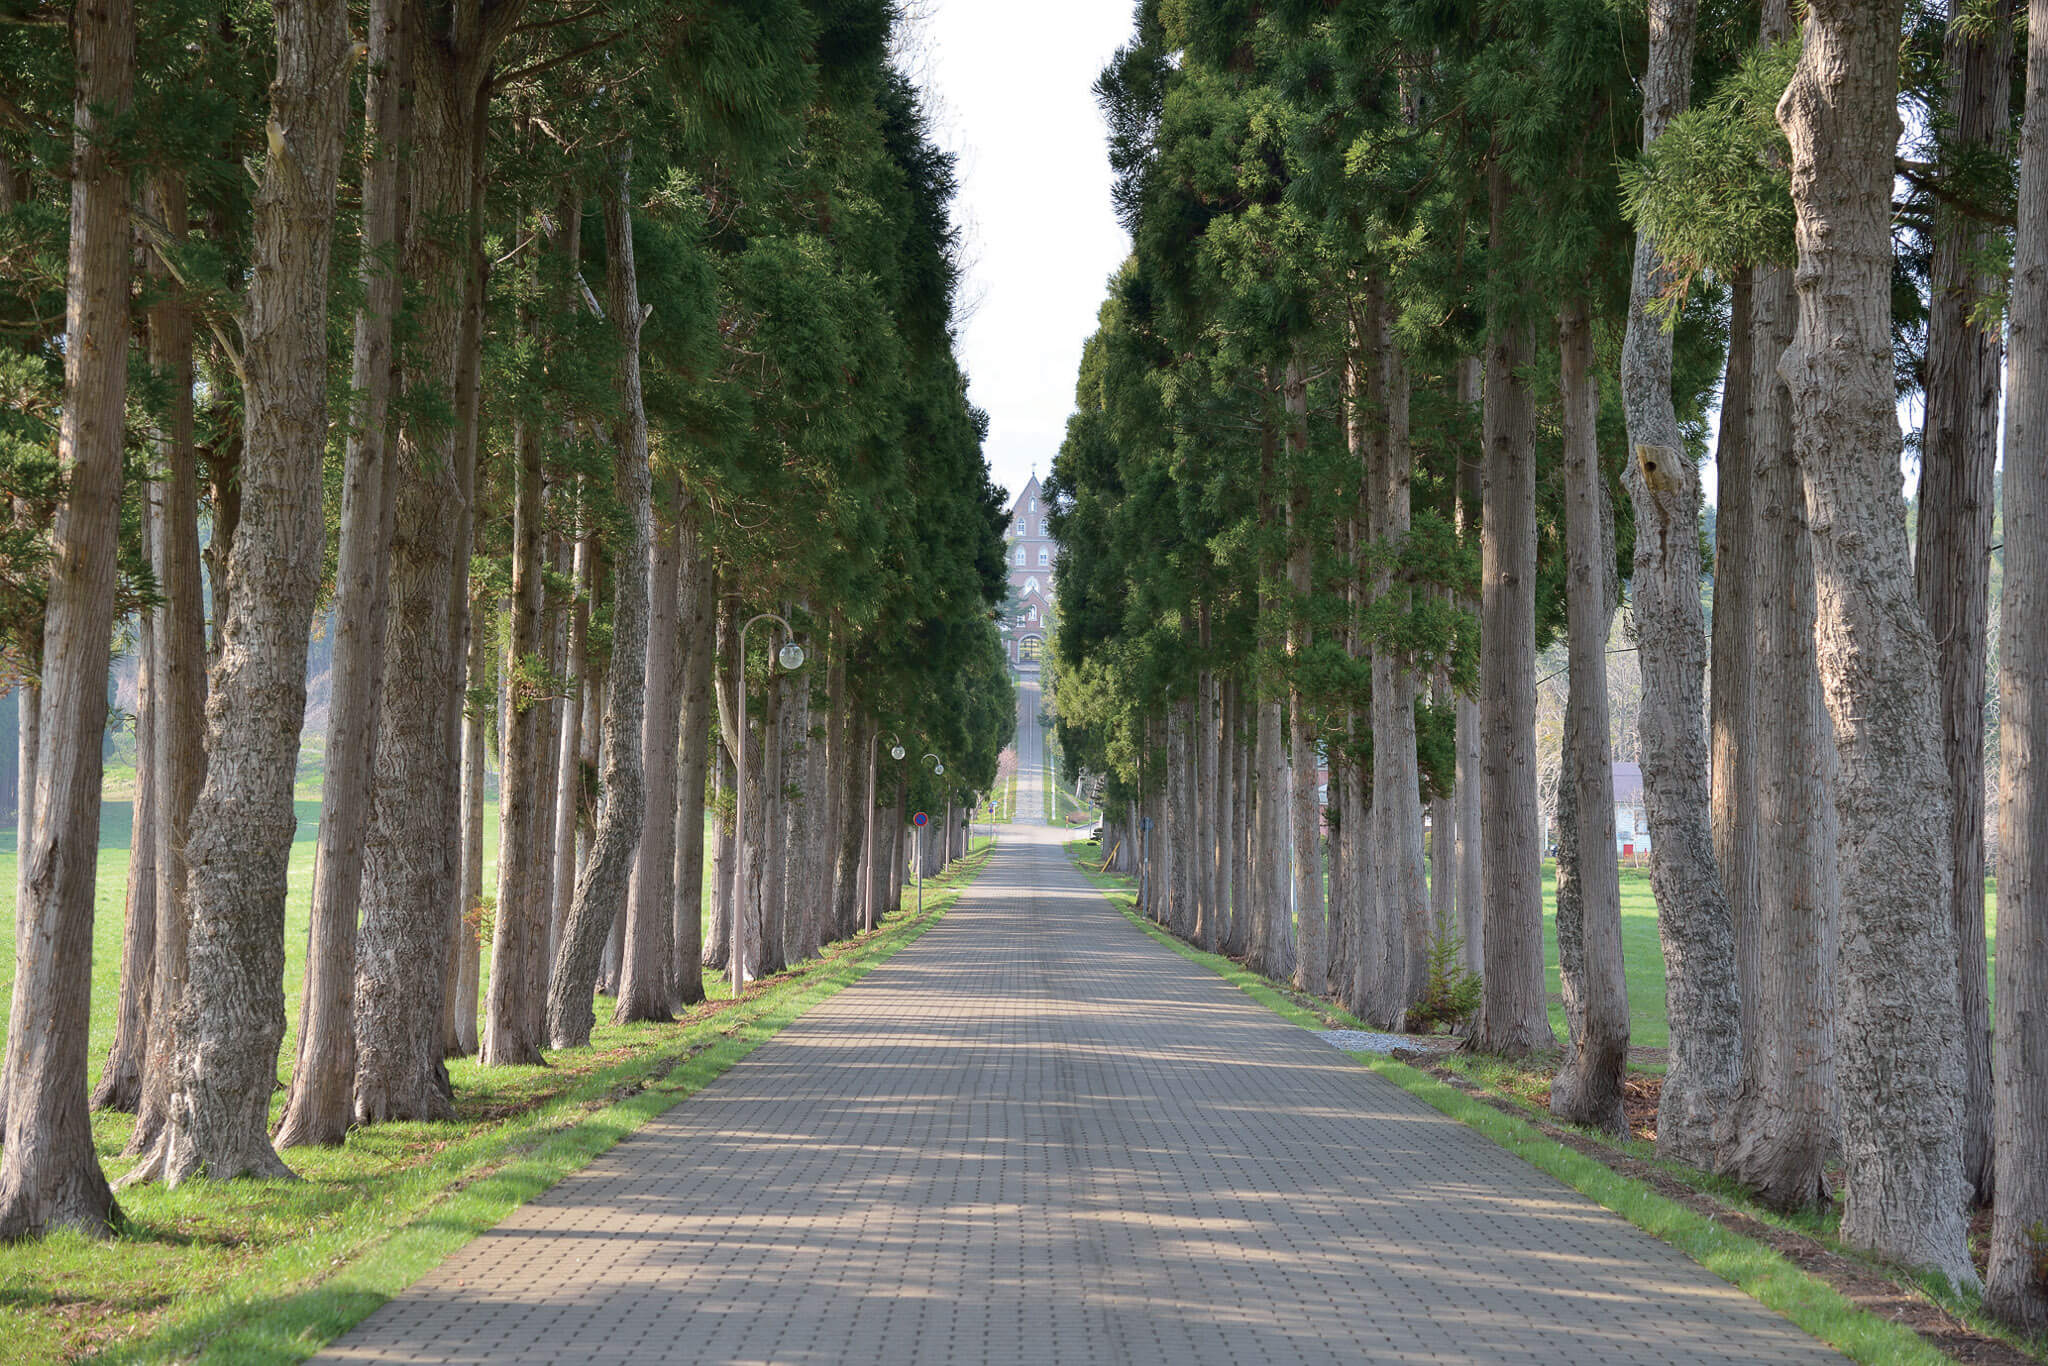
[1915,0,2015,1208]
[1167,696,1192,939]
[1778,0,1977,1287]
[1549,297,1628,1136]
[1454,358,1484,976]
[549,521,591,966]
[276,0,407,1145]
[706,584,736,969]
[671,528,715,1006]
[1987,0,2048,1327]
[1211,671,1234,957]
[1709,271,1760,1053]
[1621,0,1742,1165]
[131,171,207,1158]
[1283,354,1325,995]
[94,544,155,1113]
[133,0,349,1186]
[1473,160,1552,1056]
[0,0,133,1235]
[546,148,652,1050]
[480,262,554,1064]
[1729,208,1838,1210]
[615,491,684,1022]
[1370,293,1429,1022]
[355,7,518,1123]
[453,601,486,1056]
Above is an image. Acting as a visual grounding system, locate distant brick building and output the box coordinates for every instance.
[1003,473,1055,671]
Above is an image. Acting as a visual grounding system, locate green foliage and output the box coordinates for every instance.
[1619,38,1800,312]
[1404,920,1484,1035]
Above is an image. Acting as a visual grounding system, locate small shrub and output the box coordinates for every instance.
[1404,921,1482,1034]
[465,894,497,948]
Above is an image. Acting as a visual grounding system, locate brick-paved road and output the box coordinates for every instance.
[1015,678,1046,822]
[318,825,1844,1365]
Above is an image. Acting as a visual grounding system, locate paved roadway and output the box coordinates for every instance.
[318,824,1844,1365]
[1014,677,1046,823]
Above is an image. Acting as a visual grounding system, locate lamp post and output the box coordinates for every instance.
[863,734,907,933]
[732,612,803,999]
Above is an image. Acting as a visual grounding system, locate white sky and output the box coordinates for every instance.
[900,2,1137,508]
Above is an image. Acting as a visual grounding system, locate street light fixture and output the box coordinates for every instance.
[732,611,803,1000]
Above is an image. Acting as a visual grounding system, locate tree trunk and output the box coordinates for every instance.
[135,0,348,1187]
[615,489,686,1024]
[549,522,591,967]
[1915,0,2014,1208]
[1369,293,1429,1021]
[1213,675,1236,957]
[1254,693,1292,983]
[453,604,486,1057]
[1340,334,1378,1021]
[1203,662,1225,952]
[481,282,554,1063]
[707,584,736,970]
[132,170,207,1159]
[1549,297,1628,1136]
[1729,223,1838,1211]
[95,607,155,1113]
[1191,664,1211,949]
[548,151,653,1046]
[1167,696,1192,938]
[1283,354,1324,995]
[706,730,733,972]
[1621,0,1741,1162]
[671,528,715,1006]
[0,0,133,1234]
[772,631,811,964]
[437,93,488,1062]
[1473,159,1552,1057]
[353,27,500,1125]
[1779,0,1977,1288]
[1710,270,1761,1056]
[755,664,788,975]
[857,725,880,936]
[276,0,407,1144]
[889,776,907,915]
[1988,1,2048,1326]
[1428,677,1453,941]
[1455,361,1484,978]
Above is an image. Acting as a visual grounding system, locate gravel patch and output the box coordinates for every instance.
[1313,1029,1419,1054]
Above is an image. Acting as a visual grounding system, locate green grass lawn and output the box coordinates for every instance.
[0,799,499,1103]
[1535,863,1999,1058]
[0,800,992,1364]
[1049,769,1099,830]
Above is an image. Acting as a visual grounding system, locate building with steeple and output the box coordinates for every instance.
[1002,472,1055,672]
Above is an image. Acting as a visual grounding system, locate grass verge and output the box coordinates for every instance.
[9,842,993,1366]
[1058,839,1998,1366]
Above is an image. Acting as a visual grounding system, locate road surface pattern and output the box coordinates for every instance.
[1014,679,1046,823]
[320,826,1844,1365]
